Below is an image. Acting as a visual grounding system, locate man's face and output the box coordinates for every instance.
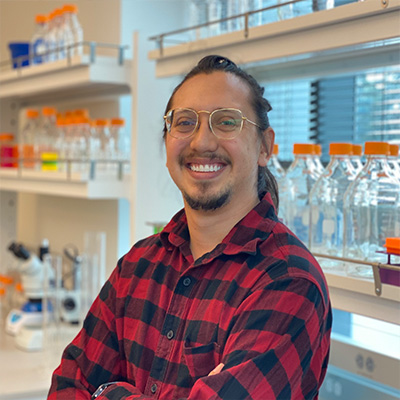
[165,71,269,212]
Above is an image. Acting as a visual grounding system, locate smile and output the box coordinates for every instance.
[189,164,222,172]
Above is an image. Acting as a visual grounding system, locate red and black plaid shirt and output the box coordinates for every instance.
[49,193,331,399]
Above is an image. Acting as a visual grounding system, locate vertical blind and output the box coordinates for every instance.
[263,65,400,164]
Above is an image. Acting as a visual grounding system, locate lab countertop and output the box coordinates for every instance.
[0,325,79,400]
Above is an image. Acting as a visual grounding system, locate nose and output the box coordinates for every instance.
[189,113,218,152]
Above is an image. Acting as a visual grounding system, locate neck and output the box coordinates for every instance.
[185,195,260,261]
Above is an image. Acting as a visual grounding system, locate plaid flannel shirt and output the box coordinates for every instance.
[48,193,331,400]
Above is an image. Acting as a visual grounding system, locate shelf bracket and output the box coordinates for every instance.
[372,265,383,297]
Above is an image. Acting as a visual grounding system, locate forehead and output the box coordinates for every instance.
[171,71,253,111]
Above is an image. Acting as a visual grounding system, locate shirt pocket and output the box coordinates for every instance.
[183,341,221,381]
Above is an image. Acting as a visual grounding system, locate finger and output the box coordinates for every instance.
[208,363,224,376]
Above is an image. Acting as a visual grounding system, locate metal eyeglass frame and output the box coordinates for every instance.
[164,107,262,140]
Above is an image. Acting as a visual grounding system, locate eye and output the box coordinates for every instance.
[213,111,242,131]
[175,116,196,127]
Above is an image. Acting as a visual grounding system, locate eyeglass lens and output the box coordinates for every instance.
[167,109,243,138]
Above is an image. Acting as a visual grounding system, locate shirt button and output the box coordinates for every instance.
[183,277,191,287]
[151,383,157,393]
[167,329,174,340]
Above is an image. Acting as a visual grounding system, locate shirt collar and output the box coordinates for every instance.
[160,192,278,259]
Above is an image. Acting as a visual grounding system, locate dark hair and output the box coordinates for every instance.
[163,55,279,211]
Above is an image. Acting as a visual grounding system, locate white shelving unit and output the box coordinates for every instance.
[0,168,131,199]
[0,48,133,199]
[0,53,131,103]
[325,271,400,325]
[148,0,400,79]
[147,0,400,324]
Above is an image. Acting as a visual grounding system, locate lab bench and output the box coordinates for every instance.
[0,326,78,400]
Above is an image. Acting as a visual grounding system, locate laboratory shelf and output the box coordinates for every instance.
[0,53,132,103]
[148,0,400,79]
[325,270,400,325]
[0,167,131,199]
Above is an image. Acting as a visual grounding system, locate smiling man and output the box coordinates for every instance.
[49,55,331,400]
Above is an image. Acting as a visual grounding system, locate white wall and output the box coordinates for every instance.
[120,0,187,242]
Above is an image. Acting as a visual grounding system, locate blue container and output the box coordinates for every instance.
[8,42,30,68]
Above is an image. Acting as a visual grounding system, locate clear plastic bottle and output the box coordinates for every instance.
[309,143,357,271]
[55,115,67,171]
[279,143,320,243]
[92,119,110,172]
[53,8,66,60]
[20,109,40,169]
[227,0,243,31]
[313,144,325,176]
[268,143,285,183]
[292,0,312,17]
[75,115,91,173]
[343,141,400,278]
[62,4,83,56]
[46,11,57,62]
[388,144,400,179]
[207,0,222,36]
[350,143,364,174]
[31,14,48,65]
[110,118,131,173]
[246,0,263,27]
[189,0,209,40]
[40,107,58,171]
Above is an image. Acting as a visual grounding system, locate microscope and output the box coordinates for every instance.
[5,241,55,350]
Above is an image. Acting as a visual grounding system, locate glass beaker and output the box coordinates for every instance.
[79,231,106,324]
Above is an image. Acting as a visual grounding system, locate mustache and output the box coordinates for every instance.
[178,152,232,166]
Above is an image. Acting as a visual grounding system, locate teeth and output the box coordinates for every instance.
[190,164,222,172]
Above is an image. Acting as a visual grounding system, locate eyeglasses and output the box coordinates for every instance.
[164,108,262,140]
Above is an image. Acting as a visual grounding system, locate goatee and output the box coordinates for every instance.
[183,182,231,211]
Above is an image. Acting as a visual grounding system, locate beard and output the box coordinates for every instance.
[182,181,231,211]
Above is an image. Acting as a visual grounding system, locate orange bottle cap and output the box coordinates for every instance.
[95,119,108,126]
[26,109,39,119]
[329,143,353,155]
[63,4,78,13]
[56,116,67,126]
[73,109,89,118]
[15,282,24,292]
[110,118,125,126]
[389,144,399,157]
[53,8,63,17]
[352,144,363,156]
[384,237,400,255]
[0,275,14,285]
[42,106,57,116]
[0,288,5,296]
[35,14,48,23]
[314,144,322,156]
[272,144,279,155]
[364,141,389,156]
[0,133,14,141]
[293,143,315,155]
[75,116,91,124]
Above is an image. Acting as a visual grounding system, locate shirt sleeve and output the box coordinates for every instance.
[186,277,331,400]
[47,259,140,400]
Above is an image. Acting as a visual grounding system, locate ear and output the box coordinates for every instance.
[258,127,275,167]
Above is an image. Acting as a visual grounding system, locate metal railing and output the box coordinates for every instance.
[148,0,363,56]
[313,252,400,297]
[1,41,129,73]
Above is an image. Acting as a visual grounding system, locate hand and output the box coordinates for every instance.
[208,363,224,376]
